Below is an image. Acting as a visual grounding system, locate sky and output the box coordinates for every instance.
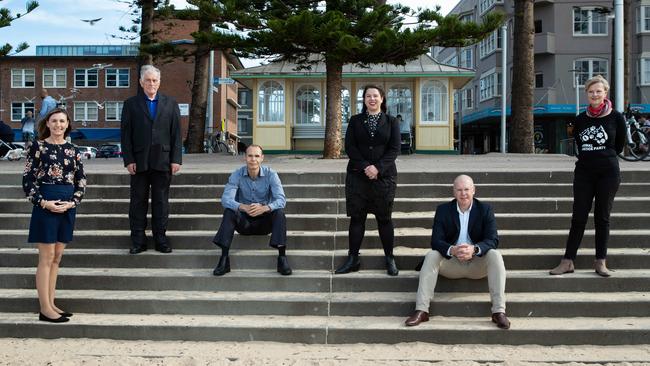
[1,0,455,65]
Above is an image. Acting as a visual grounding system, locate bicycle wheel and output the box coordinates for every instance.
[619,130,649,161]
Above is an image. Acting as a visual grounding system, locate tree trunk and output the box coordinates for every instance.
[510,0,535,153]
[139,0,155,66]
[185,18,211,153]
[323,57,343,158]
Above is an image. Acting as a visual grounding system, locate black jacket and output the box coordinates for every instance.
[430,198,499,258]
[121,92,182,172]
[344,113,400,178]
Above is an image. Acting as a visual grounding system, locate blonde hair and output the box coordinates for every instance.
[584,75,609,92]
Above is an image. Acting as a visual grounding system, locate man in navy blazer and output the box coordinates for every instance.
[405,175,510,329]
[121,65,182,255]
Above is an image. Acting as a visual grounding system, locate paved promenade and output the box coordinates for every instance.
[2,152,649,174]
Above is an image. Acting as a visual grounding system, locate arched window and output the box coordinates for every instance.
[295,85,321,125]
[421,80,448,124]
[387,85,412,131]
[258,81,284,123]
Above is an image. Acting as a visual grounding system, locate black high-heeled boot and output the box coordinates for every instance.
[385,255,399,276]
[334,255,360,274]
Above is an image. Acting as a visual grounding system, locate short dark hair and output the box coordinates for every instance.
[361,85,387,114]
[37,108,73,139]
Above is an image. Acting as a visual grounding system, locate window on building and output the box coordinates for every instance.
[387,85,413,129]
[238,90,250,108]
[295,85,321,125]
[479,30,500,59]
[43,68,66,88]
[637,6,650,32]
[453,91,459,113]
[535,73,544,88]
[459,13,473,23]
[463,88,474,110]
[638,59,650,85]
[105,68,130,88]
[479,0,503,15]
[479,71,501,101]
[75,69,99,87]
[105,101,124,121]
[73,102,99,121]
[341,87,351,124]
[460,48,473,68]
[443,54,458,66]
[11,69,35,88]
[534,20,543,33]
[257,81,284,123]
[573,59,608,86]
[573,7,607,36]
[11,102,35,121]
[421,80,448,124]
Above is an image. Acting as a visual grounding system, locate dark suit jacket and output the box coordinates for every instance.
[121,92,182,172]
[430,198,499,259]
[345,113,400,178]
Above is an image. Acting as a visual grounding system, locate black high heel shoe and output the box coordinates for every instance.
[385,255,399,276]
[39,312,69,323]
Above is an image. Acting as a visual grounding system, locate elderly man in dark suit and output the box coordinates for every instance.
[121,65,182,254]
[405,175,510,329]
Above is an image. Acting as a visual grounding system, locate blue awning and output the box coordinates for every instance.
[461,104,587,124]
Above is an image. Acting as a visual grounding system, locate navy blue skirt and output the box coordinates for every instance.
[28,184,76,244]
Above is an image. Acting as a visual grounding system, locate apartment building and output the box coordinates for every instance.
[435,0,649,153]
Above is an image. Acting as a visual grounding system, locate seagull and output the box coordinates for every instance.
[93,101,105,110]
[81,18,103,26]
[23,96,36,103]
[90,63,113,70]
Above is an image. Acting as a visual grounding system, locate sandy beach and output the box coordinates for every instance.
[1,338,650,365]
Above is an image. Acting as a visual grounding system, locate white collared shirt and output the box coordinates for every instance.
[447,202,480,257]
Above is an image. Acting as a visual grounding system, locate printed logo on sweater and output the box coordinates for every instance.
[579,125,608,151]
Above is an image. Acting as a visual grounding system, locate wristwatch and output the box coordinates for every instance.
[473,246,480,255]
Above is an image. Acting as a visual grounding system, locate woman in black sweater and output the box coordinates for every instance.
[550,75,626,277]
[335,85,401,276]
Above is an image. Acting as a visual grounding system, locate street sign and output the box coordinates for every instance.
[214,77,236,85]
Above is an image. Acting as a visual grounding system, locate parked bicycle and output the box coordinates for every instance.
[618,108,650,161]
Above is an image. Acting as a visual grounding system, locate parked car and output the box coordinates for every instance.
[78,146,98,159]
[96,143,123,158]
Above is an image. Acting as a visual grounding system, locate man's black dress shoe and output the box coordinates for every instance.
[39,312,69,323]
[277,256,292,275]
[334,255,360,274]
[213,255,231,276]
[155,244,172,253]
[58,311,73,317]
[491,312,511,329]
[129,246,147,254]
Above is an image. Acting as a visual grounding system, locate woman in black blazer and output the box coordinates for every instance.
[335,85,401,276]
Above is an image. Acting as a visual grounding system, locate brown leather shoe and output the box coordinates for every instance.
[491,312,511,329]
[405,310,429,326]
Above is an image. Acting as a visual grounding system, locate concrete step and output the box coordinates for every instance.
[2,229,648,249]
[2,212,649,231]
[6,169,650,185]
[3,196,649,214]
[1,267,648,292]
[1,289,649,317]
[0,248,647,271]
[0,312,648,345]
[3,183,649,199]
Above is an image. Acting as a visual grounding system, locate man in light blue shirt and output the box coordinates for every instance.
[212,144,291,276]
[39,89,57,122]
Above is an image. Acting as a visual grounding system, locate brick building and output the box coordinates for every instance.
[0,18,243,145]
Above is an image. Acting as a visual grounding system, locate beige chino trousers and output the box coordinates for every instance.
[415,249,507,314]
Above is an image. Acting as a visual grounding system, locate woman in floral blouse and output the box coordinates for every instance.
[23,108,86,323]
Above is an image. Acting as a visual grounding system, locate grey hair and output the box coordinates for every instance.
[140,65,161,81]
